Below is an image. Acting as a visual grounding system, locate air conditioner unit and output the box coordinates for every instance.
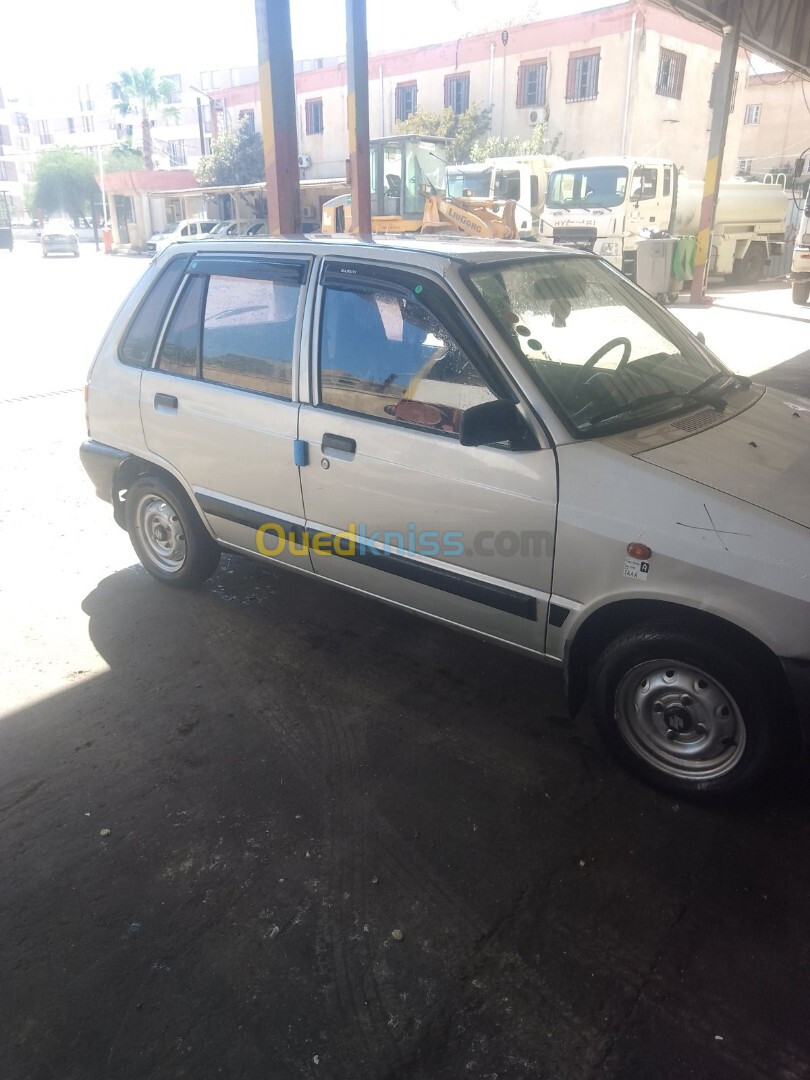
[298,153,311,168]
[528,108,547,126]
[302,205,316,219]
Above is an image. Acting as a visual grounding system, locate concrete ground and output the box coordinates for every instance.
[2,245,810,1080]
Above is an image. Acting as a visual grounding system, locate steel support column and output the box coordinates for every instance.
[690,0,742,303]
[255,0,300,234]
[346,0,372,235]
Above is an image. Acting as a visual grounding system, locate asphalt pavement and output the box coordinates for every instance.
[2,243,810,1080]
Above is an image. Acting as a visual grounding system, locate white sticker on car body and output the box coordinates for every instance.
[623,557,650,580]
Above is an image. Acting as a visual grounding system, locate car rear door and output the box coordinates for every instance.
[296,258,558,653]
[140,251,313,569]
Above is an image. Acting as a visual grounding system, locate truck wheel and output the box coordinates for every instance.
[125,475,221,587]
[792,281,810,306]
[591,621,786,800]
[733,245,766,286]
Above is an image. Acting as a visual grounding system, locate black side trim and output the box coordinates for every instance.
[188,256,307,284]
[79,441,129,503]
[197,492,536,621]
[196,493,305,543]
[548,602,570,628]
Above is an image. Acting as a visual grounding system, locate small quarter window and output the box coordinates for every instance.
[156,275,205,376]
[119,258,188,368]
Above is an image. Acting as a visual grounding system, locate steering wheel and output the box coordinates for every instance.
[569,336,632,391]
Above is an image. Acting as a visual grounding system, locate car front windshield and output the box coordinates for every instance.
[466,255,728,435]
[546,166,628,209]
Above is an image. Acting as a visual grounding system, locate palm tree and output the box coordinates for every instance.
[110,68,176,170]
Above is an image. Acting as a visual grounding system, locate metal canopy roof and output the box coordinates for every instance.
[661,0,810,77]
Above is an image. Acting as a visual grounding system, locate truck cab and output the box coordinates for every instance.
[790,185,810,305]
[539,157,676,274]
[447,155,564,239]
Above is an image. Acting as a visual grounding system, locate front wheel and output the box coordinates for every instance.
[792,280,810,306]
[591,622,786,799]
[125,475,221,587]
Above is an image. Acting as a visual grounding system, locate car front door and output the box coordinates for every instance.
[140,252,313,569]
[296,259,558,653]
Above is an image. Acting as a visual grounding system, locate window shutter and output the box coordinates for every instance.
[566,58,575,100]
[516,65,525,106]
[444,76,450,108]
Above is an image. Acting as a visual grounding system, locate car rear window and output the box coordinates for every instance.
[119,258,188,368]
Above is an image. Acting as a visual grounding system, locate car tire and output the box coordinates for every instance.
[73,249,80,258]
[125,475,221,588]
[792,281,810,306]
[591,621,786,800]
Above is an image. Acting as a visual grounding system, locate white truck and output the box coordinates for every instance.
[539,155,788,287]
[446,155,565,240]
[790,185,810,305]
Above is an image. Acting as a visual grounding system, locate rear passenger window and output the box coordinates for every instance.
[201,274,298,399]
[156,275,205,376]
[119,257,187,368]
[319,286,497,434]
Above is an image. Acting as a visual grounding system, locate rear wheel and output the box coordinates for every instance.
[591,622,786,800]
[732,245,766,286]
[792,280,810,306]
[125,475,221,587]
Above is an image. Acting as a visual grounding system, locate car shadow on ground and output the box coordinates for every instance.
[2,555,810,1080]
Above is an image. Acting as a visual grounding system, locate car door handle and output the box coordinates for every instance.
[321,433,356,455]
[154,393,178,411]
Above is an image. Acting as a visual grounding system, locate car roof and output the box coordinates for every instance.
[166,232,574,272]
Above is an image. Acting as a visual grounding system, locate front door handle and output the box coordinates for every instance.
[321,433,356,455]
[154,393,178,411]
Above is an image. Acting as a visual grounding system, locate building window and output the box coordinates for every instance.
[0,161,18,181]
[16,113,29,134]
[0,87,4,109]
[164,74,182,104]
[166,140,187,166]
[737,158,753,175]
[395,82,418,122]
[77,85,94,112]
[67,117,76,134]
[305,99,324,135]
[566,51,600,102]
[0,124,11,146]
[200,69,221,91]
[710,67,739,112]
[38,119,53,145]
[744,103,761,125]
[656,48,686,98]
[517,61,547,107]
[82,115,94,133]
[239,109,255,134]
[201,104,212,134]
[444,73,470,115]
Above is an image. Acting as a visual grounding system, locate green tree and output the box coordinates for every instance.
[468,123,565,162]
[196,116,265,187]
[29,148,99,220]
[104,143,145,172]
[110,67,176,170]
[395,104,492,163]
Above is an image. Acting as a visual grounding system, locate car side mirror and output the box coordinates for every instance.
[696,331,706,345]
[459,399,537,450]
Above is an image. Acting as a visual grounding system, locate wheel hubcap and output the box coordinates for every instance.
[615,661,746,781]
[136,494,187,572]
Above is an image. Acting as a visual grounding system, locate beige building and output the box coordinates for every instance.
[221,0,748,183]
[738,71,810,180]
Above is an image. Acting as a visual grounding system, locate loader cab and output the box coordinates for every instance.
[369,135,453,227]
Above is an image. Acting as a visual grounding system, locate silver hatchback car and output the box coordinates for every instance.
[80,236,810,799]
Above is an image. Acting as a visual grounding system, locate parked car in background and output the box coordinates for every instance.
[146,219,220,255]
[80,235,810,801]
[41,220,79,257]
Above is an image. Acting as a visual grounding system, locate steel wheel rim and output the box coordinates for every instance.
[135,493,187,573]
[615,660,746,781]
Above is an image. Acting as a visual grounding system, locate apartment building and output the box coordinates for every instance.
[219,0,749,182]
[738,71,810,180]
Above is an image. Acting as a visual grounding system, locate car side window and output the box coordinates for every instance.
[201,274,298,399]
[319,285,497,435]
[155,275,205,376]
[118,258,188,368]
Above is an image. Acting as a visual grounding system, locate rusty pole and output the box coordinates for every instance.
[346,0,372,235]
[255,0,300,234]
[690,1,742,304]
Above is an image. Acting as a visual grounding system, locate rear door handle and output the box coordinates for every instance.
[321,433,356,455]
[154,393,178,412]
